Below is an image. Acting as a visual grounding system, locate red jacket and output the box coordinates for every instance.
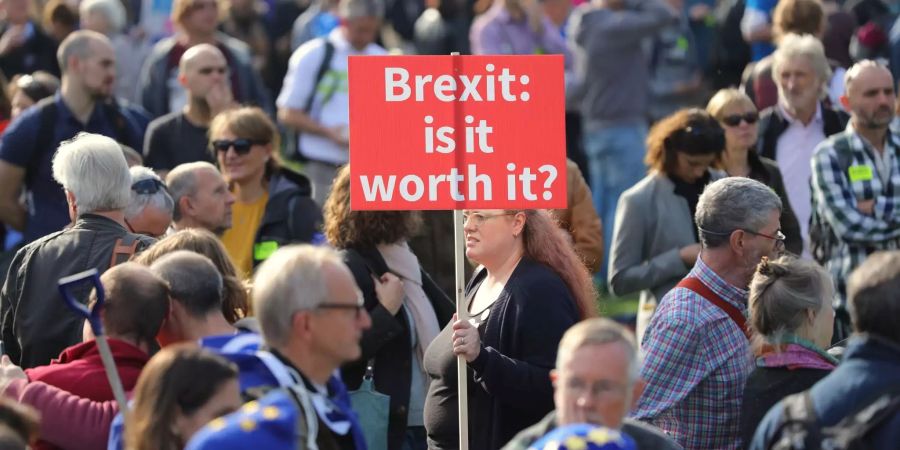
[26,338,148,401]
[24,339,148,450]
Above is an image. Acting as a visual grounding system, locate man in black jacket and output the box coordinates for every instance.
[756,34,848,257]
[0,132,154,368]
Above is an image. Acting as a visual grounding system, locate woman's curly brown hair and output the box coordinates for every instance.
[324,165,423,248]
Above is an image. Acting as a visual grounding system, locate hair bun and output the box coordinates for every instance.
[756,257,787,278]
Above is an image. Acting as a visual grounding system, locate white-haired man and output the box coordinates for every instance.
[756,33,848,257]
[186,244,370,450]
[125,166,174,238]
[503,318,680,450]
[0,133,155,368]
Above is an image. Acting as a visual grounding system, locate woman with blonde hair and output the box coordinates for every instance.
[706,88,802,255]
[423,205,596,449]
[135,228,250,322]
[209,106,321,277]
[124,344,241,450]
[608,108,726,341]
[740,255,836,445]
[324,165,454,450]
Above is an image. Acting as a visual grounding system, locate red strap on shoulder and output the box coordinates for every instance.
[676,277,751,341]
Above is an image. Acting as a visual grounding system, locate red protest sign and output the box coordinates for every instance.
[348,55,566,211]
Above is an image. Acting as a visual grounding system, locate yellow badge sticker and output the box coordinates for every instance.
[253,241,279,261]
[848,165,873,182]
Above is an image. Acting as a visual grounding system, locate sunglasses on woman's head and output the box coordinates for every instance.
[211,139,265,155]
[721,112,759,127]
[132,178,168,195]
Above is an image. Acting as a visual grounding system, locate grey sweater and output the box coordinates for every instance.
[568,0,677,131]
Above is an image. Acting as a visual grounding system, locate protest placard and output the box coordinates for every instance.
[349,55,566,210]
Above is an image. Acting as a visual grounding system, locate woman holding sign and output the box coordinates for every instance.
[423,209,595,450]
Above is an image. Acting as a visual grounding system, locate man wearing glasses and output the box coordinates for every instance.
[503,318,680,450]
[187,244,370,450]
[632,177,783,450]
[143,44,235,179]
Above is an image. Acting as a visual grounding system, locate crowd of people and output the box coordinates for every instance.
[0,0,898,449]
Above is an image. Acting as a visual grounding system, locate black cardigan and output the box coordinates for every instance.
[340,245,454,450]
[745,152,804,255]
[756,102,848,161]
[423,258,580,450]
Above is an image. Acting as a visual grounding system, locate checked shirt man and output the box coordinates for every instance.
[632,177,783,450]
[810,60,900,336]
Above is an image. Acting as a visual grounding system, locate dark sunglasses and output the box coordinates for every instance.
[132,178,168,195]
[211,139,266,155]
[721,112,759,127]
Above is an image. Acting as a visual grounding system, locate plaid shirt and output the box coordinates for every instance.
[631,257,752,450]
[810,123,900,305]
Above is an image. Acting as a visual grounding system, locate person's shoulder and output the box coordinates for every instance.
[147,36,178,59]
[621,418,683,450]
[147,110,183,132]
[505,260,573,306]
[185,391,300,450]
[620,174,661,201]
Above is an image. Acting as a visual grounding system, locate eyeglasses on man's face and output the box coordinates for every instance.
[698,227,786,251]
[316,294,366,319]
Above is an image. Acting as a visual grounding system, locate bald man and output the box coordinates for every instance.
[143,44,236,178]
[810,59,900,340]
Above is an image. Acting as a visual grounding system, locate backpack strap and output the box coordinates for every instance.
[766,392,822,450]
[676,277,751,340]
[825,383,900,446]
[29,97,59,185]
[305,38,335,115]
[109,234,140,267]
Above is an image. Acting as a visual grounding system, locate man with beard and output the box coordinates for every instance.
[810,60,900,338]
[632,177,784,450]
[0,30,148,244]
[143,44,235,178]
[756,33,848,258]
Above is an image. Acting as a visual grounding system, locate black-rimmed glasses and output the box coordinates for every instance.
[211,138,266,155]
[317,295,366,319]
[699,227,786,250]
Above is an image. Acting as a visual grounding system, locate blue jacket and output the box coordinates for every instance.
[749,334,900,449]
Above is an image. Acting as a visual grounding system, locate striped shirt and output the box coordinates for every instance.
[632,257,752,450]
[810,123,900,306]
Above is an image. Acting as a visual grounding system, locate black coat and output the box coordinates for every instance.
[251,168,323,268]
[340,245,454,450]
[0,21,60,78]
[739,366,831,449]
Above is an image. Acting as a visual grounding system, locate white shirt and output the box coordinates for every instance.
[775,102,826,259]
[277,28,387,165]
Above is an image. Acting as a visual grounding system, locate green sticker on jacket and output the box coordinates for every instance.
[254,241,279,261]
[848,165,873,182]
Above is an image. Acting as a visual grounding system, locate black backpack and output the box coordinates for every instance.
[765,387,900,450]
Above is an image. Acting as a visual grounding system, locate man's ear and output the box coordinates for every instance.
[178,72,188,88]
[550,369,559,389]
[729,229,746,257]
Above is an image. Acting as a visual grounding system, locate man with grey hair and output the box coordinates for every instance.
[810,59,900,341]
[756,33,848,257]
[0,29,148,245]
[166,162,234,234]
[125,166,174,238]
[0,132,155,368]
[149,250,235,346]
[503,318,680,450]
[633,177,783,450]
[187,244,370,450]
[277,0,387,205]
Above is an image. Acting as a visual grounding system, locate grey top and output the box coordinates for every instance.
[608,171,725,304]
[568,0,677,130]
